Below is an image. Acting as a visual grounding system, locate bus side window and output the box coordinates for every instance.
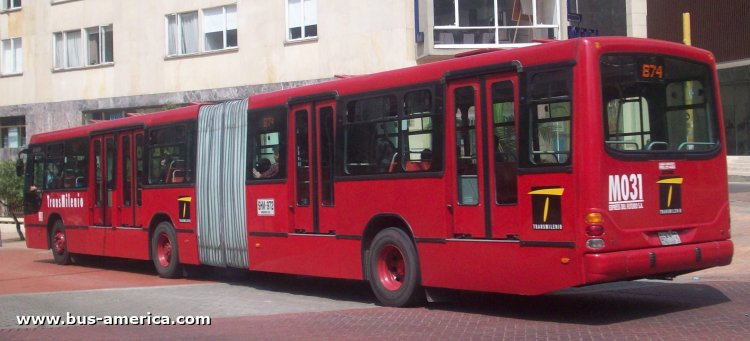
[63,139,88,188]
[146,123,194,185]
[491,81,518,205]
[45,143,65,190]
[404,90,435,172]
[248,109,286,181]
[454,86,478,205]
[522,68,573,167]
[344,95,399,175]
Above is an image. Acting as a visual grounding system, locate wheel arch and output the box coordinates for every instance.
[360,213,416,281]
[46,212,64,249]
[147,212,174,261]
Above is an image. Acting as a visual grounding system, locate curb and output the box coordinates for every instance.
[729,175,750,183]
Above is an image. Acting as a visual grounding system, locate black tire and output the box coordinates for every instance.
[151,222,183,278]
[50,220,72,265]
[367,228,425,307]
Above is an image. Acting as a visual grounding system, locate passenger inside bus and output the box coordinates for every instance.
[416,148,432,170]
[375,138,396,173]
[46,164,62,189]
[252,147,280,179]
[158,155,172,183]
[393,148,433,172]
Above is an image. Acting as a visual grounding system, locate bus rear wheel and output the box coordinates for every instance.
[367,228,424,307]
[50,221,72,265]
[151,222,182,278]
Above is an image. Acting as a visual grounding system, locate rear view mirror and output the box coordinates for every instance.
[16,150,27,177]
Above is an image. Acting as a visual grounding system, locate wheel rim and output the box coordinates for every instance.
[156,233,172,267]
[377,244,406,291]
[53,230,66,255]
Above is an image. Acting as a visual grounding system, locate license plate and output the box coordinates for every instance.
[658,231,682,246]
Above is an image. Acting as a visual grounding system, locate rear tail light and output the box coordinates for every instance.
[586,225,604,237]
[585,211,605,249]
[585,212,603,224]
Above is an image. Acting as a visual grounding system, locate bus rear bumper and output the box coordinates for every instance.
[584,240,734,283]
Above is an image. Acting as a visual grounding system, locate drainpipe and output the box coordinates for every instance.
[414,0,424,43]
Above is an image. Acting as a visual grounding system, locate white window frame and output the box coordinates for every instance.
[1,0,21,12]
[286,0,317,42]
[202,5,237,52]
[85,24,114,66]
[433,0,560,48]
[1,37,22,75]
[166,4,238,58]
[165,11,200,56]
[0,116,26,149]
[53,29,83,70]
[54,24,114,70]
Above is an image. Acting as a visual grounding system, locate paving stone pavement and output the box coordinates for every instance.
[0,185,749,339]
[1,280,748,340]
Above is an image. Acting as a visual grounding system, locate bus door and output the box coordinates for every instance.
[111,129,145,258]
[485,76,521,238]
[291,100,337,234]
[91,134,118,226]
[447,75,520,239]
[89,134,116,253]
[117,130,144,228]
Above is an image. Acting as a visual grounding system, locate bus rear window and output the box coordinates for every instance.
[601,55,719,155]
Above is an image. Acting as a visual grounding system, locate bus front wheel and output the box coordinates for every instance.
[151,222,182,279]
[50,220,72,265]
[367,228,424,307]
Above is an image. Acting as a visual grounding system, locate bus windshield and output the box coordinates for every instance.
[600,54,719,155]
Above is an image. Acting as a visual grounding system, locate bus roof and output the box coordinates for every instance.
[246,37,714,109]
[29,104,202,145]
[29,37,714,146]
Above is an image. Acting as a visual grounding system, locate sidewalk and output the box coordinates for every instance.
[0,221,25,247]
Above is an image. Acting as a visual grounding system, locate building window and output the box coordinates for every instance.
[720,64,750,156]
[85,25,114,66]
[203,5,237,51]
[167,5,237,56]
[433,0,559,46]
[287,0,317,41]
[1,0,21,11]
[83,111,124,124]
[166,11,199,55]
[83,105,181,125]
[54,30,83,69]
[55,26,113,70]
[1,37,22,75]
[0,116,26,149]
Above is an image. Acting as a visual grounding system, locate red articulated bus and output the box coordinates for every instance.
[18,37,733,307]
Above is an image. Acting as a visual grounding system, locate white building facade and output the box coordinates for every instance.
[0,0,648,160]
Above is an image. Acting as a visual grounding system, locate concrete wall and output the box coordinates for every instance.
[0,78,329,160]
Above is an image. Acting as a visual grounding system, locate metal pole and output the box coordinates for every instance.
[683,12,694,144]
[682,12,691,46]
